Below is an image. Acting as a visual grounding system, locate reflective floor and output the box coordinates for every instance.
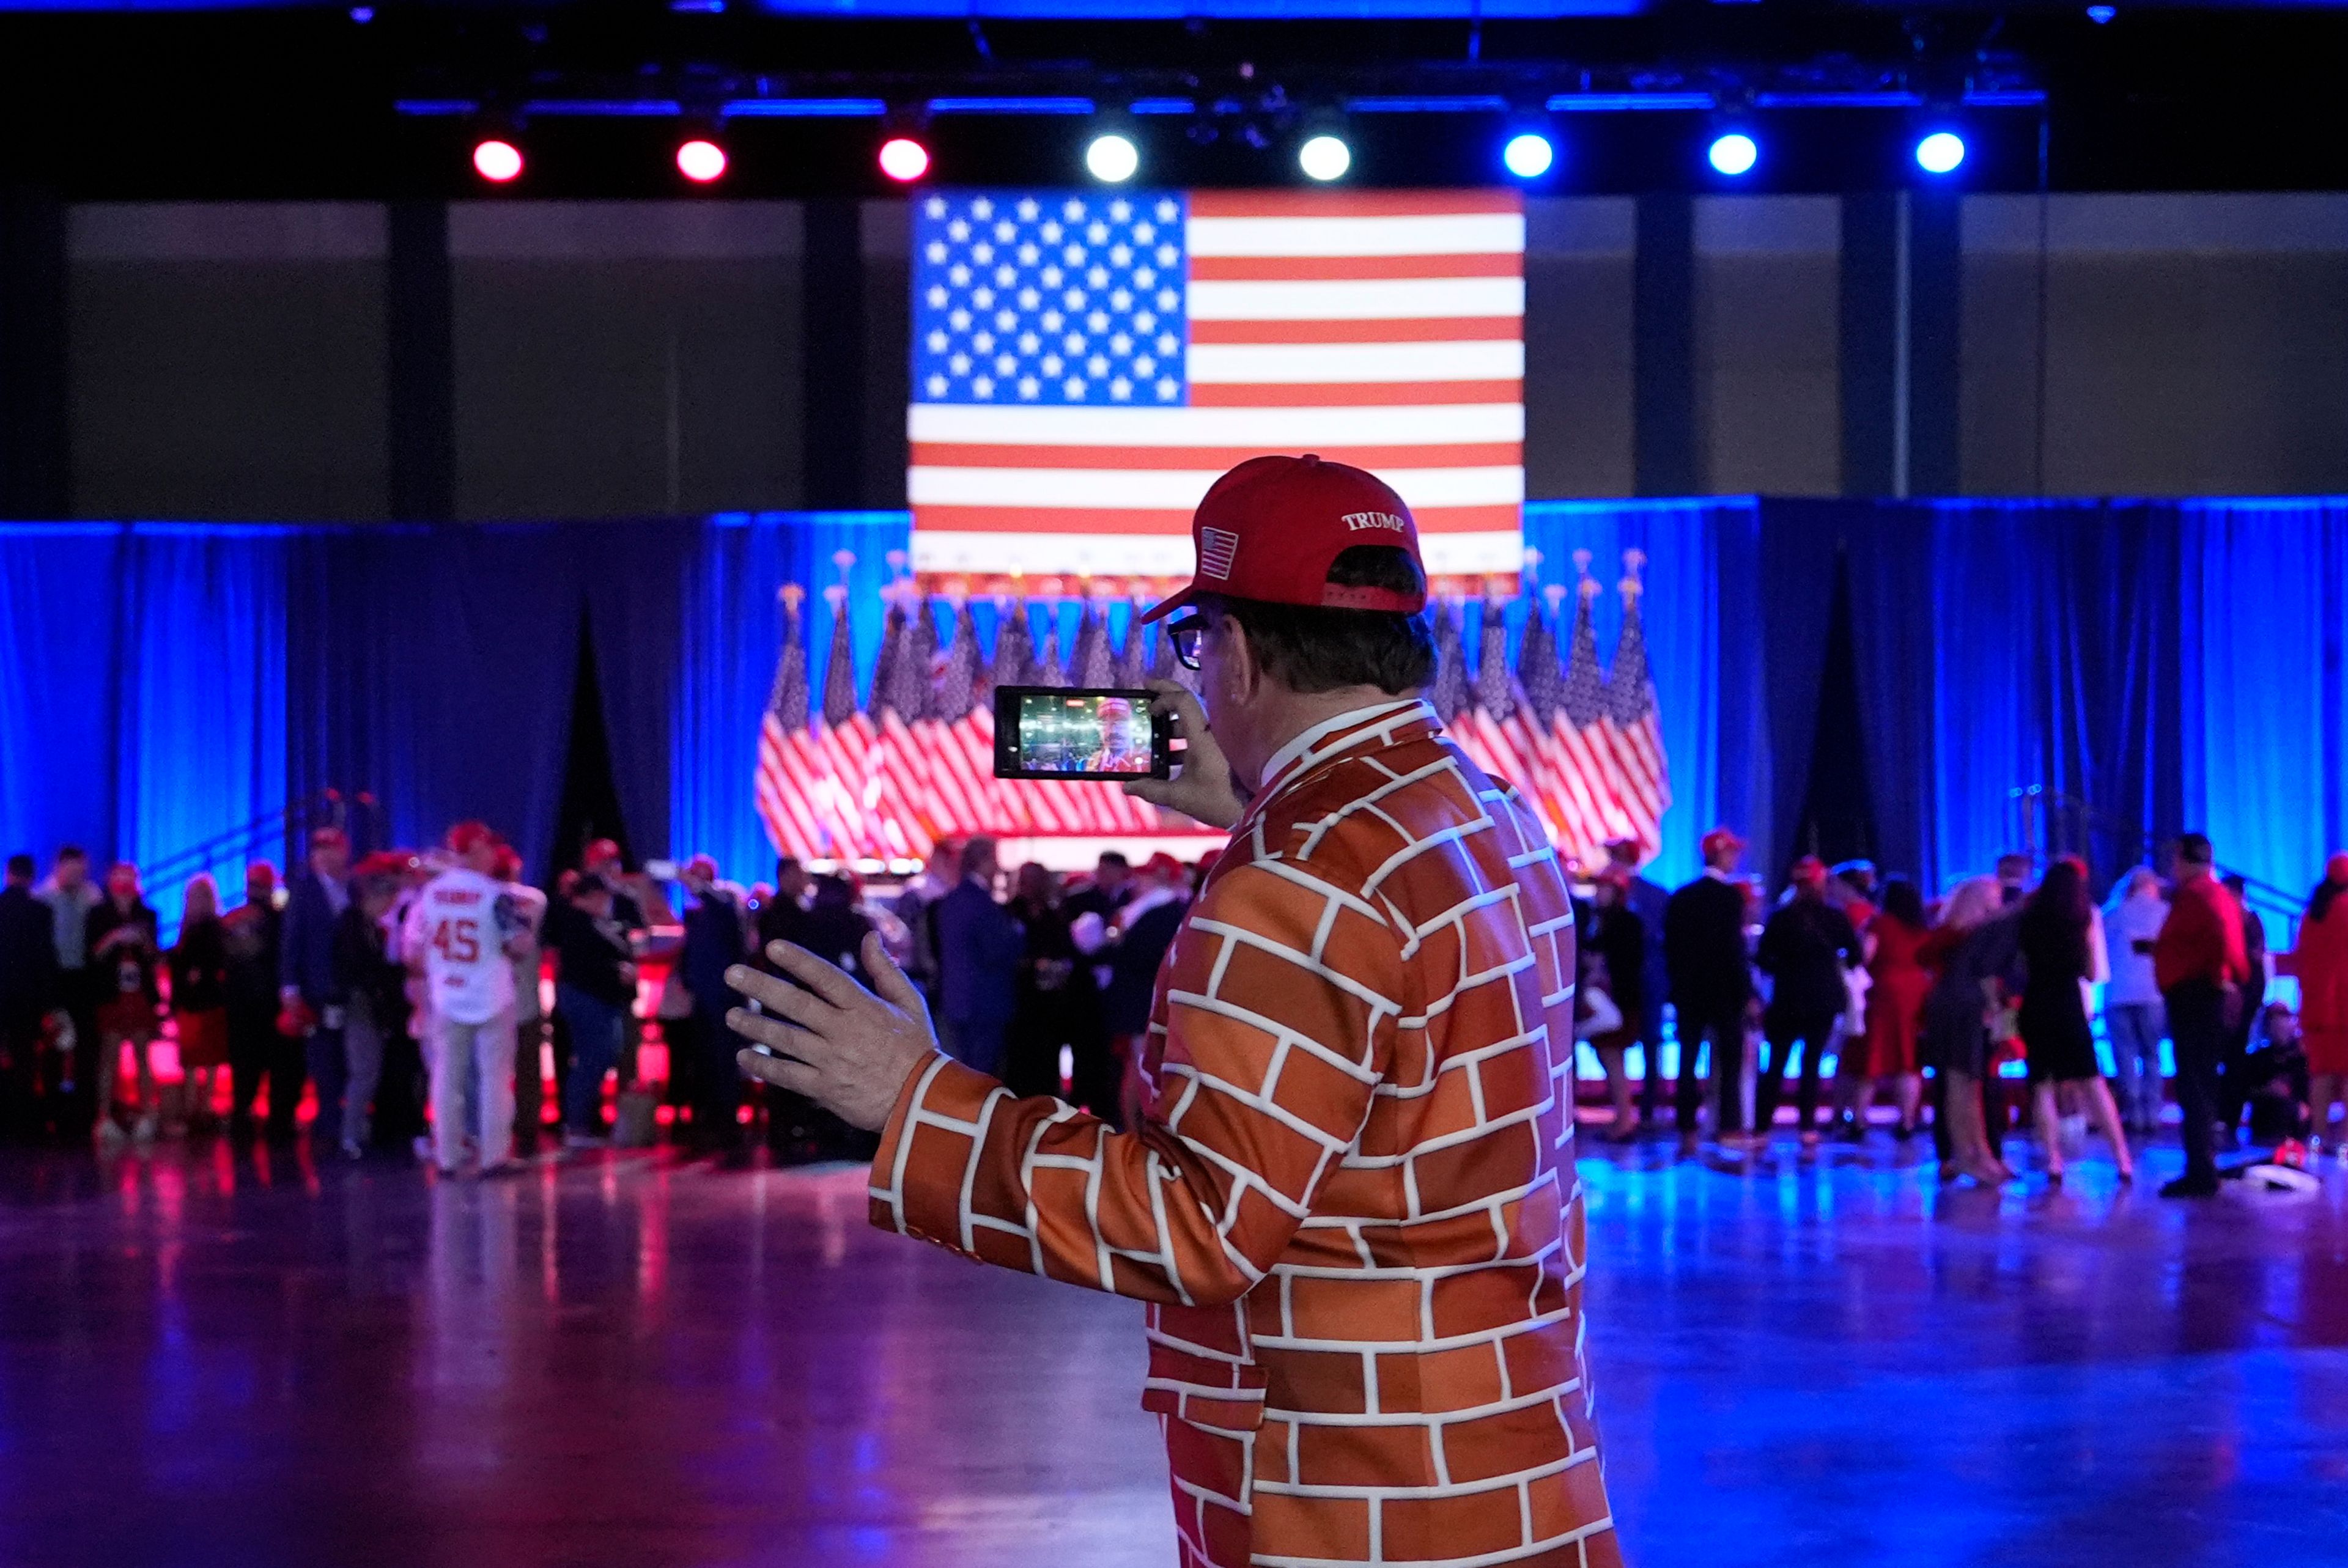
[1,1133,2343,1567]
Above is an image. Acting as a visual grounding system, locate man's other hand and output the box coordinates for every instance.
[1122,679,1244,830]
[728,932,940,1131]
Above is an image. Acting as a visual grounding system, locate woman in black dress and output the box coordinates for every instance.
[2017,858,2133,1185]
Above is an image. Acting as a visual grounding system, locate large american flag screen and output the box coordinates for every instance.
[907,188,1526,586]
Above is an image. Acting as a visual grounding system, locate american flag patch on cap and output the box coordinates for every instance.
[1198,527,1239,580]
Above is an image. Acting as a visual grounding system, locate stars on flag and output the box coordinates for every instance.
[914,190,1189,407]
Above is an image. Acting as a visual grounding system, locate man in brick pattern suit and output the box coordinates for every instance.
[729,455,1620,1568]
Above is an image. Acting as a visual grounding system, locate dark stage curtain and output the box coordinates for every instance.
[287,525,587,880]
[1837,499,2187,896]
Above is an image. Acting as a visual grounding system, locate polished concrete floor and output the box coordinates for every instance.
[0,1132,2342,1568]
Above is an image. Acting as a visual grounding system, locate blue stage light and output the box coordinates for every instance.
[1502,133,1555,180]
[1707,133,1758,177]
[1914,131,1967,175]
[2087,5,2116,22]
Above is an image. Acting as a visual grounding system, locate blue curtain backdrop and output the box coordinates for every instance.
[0,525,286,937]
[6,501,2346,924]
[2182,499,2348,904]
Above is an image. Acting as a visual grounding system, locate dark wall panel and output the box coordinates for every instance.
[68,204,387,521]
[1524,197,1634,501]
[1963,194,2348,497]
[449,202,804,520]
[1694,196,1840,498]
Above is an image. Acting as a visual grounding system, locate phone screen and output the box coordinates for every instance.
[1018,691,1153,775]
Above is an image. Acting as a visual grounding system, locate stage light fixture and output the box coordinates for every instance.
[2087,4,2116,21]
[1085,133,1140,183]
[1914,131,1967,175]
[879,135,931,182]
[471,138,524,183]
[676,138,728,183]
[1707,131,1759,177]
[1502,132,1555,180]
[1298,133,1351,182]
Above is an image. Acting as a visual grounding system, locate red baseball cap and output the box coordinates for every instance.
[446,820,498,856]
[1790,855,1828,888]
[1139,454,1427,624]
[1700,826,1747,861]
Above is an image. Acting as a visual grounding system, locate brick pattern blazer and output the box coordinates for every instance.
[869,699,1620,1568]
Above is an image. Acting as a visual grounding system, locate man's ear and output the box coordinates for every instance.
[1218,611,1264,700]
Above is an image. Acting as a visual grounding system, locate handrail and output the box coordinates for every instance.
[2007,784,2307,939]
[142,789,385,889]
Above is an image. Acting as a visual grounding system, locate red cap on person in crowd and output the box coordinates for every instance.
[1700,826,1746,861]
[1139,455,1427,624]
[1142,852,1186,882]
[2329,853,2348,885]
[446,820,497,857]
[1790,855,1828,888]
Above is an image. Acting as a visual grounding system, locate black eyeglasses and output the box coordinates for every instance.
[1167,614,1205,671]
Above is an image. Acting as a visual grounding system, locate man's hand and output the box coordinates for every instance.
[1122,679,1245,830]
[728,931,942,1132]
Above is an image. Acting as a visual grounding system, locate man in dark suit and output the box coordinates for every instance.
[1606,839,1675,1130]
[1663,826,1754,1155]
[0,853,57,1141]
[279,826,351,1147]
[1754,856,1863,1143]
[934,837,1024,1078]
[223,861,289,1141]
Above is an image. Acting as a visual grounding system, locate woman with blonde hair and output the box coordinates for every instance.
[168,873,232,1132]
[1920,875,2021,1183]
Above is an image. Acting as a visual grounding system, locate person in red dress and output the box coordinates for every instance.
[1850,878,1932,1137]
[2296,853,2348,1150]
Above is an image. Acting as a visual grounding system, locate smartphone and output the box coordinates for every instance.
[644,858,679,880]
[992,686,1172,781]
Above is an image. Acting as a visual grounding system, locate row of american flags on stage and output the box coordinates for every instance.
[751,555,1669,870]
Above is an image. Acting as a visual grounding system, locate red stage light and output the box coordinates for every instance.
[471,139,524,183]
[878,136,931,183]
[676,138,728,183]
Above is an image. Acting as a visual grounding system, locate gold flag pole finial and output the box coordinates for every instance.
[779,583,805,614]
[1543,582,1567,617]
[1620,548,1647,604]
[1571,547,1595,580]
[1579,573,1603,605]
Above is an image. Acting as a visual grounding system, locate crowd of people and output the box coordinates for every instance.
[1572,826,2348,1198]
[0,825,1209,1171]
[6,804,2348,1198]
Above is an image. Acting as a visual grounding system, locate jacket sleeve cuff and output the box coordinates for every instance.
[866,1053,1008,1251]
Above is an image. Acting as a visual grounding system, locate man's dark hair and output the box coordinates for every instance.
[775,856,801,882]
[1096,851,1129,872]
[6,853,33,880]
[56,844,86,863]
[2223,872,2247,894]
[961,836,999,879]
[1195,546,1434,696]
[2178,832,2215,867]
